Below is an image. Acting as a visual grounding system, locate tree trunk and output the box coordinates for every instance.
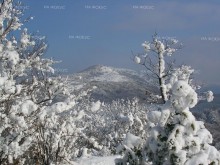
[158,52,167,104]
[159,77,166,104]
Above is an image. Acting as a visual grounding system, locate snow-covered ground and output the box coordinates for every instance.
[74,155,121,165]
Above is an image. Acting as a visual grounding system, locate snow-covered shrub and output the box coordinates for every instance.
[108,99,147,154]
[115,133,144,165]
[23,91,93,165]
[68,98,148,158]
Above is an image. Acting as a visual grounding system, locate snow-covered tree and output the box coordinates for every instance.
[0,0,77,164]
[145,76,220,164]
[133,33,181,103]
[117,69,220,165]
[118,36,220,165]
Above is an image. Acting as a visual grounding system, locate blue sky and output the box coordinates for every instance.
[20,0,220,89]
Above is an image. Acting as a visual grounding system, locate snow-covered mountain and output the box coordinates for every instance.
[66,65,158,102]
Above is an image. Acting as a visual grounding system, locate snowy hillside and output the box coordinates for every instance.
[66,65,158,102]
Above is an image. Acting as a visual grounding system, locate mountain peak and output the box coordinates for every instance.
[81,64,106,72]
[66,65,157,102]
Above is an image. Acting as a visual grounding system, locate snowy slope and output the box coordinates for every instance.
[74,155,121,165]
[66,65,158,102]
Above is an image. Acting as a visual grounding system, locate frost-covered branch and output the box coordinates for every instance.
[133,33,181,103]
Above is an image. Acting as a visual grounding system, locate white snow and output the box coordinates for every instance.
[20,100,38,115]
[74,155,121,165]
[155,40,165,53]
[171,80,198,110]
[166,48,176,56]
[147,110,161,124]
[0,44,3,52]
[91,100,101,112]
[92,67,128,82]
[142,41,151,52]
[172,81,192,97]
[0,77,7,86]
[159,108,170,126]
[117,113,134,127]
[206,91,214,102]
[122,132,142,149]
[134,56,141,64]
[2,50,20,66]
